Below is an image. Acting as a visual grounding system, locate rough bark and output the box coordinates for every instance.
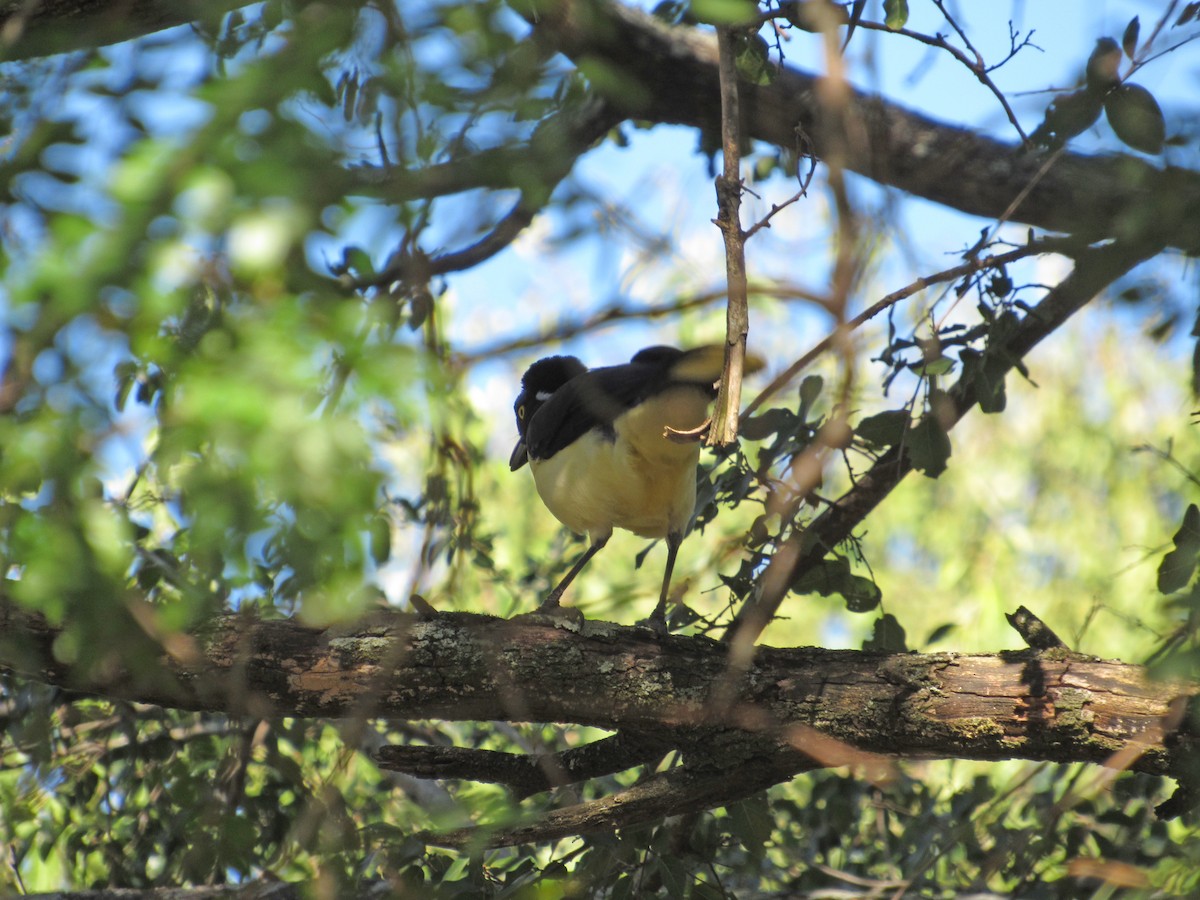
[3,605,1195,782]
[15,885,1013,899]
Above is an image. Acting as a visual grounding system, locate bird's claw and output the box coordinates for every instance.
[513,602,586,630]
[637,608,671,636]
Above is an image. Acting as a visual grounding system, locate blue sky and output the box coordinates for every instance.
[430,1,1198,454]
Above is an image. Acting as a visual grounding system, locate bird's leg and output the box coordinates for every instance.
[646,530,683,630]
[540,532,610,611]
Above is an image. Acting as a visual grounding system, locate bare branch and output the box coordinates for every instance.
[741,235,1082,418]
[376,731,673,799]
[420,757,799,849]
[459,281,828,362]
[706,26,752,449]
[523,0,1200,254]
[726,237,1164,648]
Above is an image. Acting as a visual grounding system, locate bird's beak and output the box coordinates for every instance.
[509,437,529,471]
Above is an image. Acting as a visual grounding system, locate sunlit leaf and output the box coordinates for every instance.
[690,0,758,25]
[883,0,908,30]
[733,32,774,85]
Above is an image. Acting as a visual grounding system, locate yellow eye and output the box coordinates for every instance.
[517,404,525,420]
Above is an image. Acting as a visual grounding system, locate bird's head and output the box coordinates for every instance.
[509,355,587,470]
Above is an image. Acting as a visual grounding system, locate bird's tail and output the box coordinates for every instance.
[666,344,766,386]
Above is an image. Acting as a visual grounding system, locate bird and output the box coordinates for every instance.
[509,344,744,626]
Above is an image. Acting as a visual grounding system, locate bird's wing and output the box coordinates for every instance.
[525,348,724,462]
[524,364,650,461]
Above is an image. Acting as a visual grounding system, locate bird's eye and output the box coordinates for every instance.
[517,404,525,420]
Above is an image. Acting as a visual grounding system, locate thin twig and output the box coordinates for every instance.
[742,188,807,242]
[852,18,1029,141]
[742,211,1078,420]
[706,26,753,448]
[458,281,828,363]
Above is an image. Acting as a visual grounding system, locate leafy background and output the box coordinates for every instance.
[1,0,1199,896]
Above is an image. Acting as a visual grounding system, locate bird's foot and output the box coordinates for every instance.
[637,606,671,636]
[407,593,438,620]
[512,600,586,629]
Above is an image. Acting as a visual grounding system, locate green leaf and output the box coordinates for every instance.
[342,245,374,278]
[791,555,879,611]
[654,854,689,896]
[907,414,952,478]
[370,515,392,565]
[691,881,728,900]
[1175,504,1200,550]
[913,356,954,377]
[864,613,908,652]
[798,374,823,419]
[610,875,636,900]
[727,792,772,859]
[690,0,758,25]
[925,622,957,645]
[734,33,774,86]
[959,348,1008,414]
[1105,83,1165,154]
[1158,504,1200,593]
[883,0,908,29]
[1030,90,1104,149]
[856,409,908,448]
[843,574,882,613]
[792,555,850,597]
[1157,548,1196,594]
[740,407,795,440]
[1122,16,1140,59]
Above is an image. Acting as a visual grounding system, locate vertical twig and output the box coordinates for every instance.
[706,26,751,448]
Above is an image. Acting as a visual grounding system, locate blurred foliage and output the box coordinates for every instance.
[0,0,1198,896]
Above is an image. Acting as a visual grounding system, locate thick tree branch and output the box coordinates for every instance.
[354,96,621,287]
[8,0,1198,255]
[3,605,1195,786]
[29,883,1010,900]
[353,94,620,206]
[420,756,800,848]
[376,730,674,799]
[521,0,1200,255]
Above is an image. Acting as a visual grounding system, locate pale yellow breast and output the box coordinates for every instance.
[529,386,710,541]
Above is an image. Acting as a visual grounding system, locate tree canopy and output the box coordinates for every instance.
[1,0,1200,897]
